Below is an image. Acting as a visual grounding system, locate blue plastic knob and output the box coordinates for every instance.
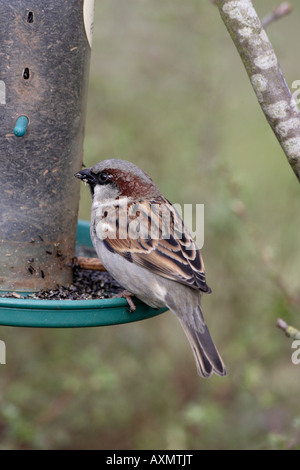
[14,115,29,137]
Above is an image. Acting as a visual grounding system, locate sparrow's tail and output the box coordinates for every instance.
[166,294,227,378]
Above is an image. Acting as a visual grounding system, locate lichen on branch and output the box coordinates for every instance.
[216,0,300,181]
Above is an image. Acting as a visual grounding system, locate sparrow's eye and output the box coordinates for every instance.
[98,172,111,184]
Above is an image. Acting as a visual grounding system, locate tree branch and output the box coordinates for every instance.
[215,0,300,182]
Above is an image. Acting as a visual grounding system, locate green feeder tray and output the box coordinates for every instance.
[0,220,167,328]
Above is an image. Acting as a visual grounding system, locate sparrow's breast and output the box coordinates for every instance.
[90,217,166,309]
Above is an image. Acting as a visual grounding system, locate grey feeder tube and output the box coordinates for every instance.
[0,1,93,292]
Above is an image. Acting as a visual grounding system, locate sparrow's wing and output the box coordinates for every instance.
[103,197,211,293]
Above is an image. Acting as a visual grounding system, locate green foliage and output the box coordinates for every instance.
[1,0,300,449]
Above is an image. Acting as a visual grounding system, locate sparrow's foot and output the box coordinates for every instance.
[114,290,136,312]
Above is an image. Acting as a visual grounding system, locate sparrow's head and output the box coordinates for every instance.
[75,159,161,200]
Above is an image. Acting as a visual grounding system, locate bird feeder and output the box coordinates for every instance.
[0,1,166,327]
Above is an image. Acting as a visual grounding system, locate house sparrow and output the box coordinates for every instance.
[75,159,227,378]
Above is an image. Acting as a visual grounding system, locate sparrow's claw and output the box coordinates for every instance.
[114,290,136,312]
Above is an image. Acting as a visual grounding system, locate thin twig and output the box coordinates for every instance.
[74,256,106,271]
[215,0,300,181]
[261,2,292,28]
[277,318,300,340]
[211,0,292,27]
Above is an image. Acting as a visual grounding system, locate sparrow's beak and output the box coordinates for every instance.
[74,169,97,185]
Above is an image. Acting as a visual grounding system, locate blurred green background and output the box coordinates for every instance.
[1,0,300,449]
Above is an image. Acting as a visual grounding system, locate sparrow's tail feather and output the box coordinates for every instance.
[177,314,227,377]
[166,295,227,378]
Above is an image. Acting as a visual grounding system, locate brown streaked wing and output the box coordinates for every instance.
[103,197,211,293]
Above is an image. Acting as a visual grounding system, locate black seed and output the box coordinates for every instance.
[0,245,123,301]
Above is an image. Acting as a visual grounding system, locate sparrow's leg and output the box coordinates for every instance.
[114,290,136,312]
